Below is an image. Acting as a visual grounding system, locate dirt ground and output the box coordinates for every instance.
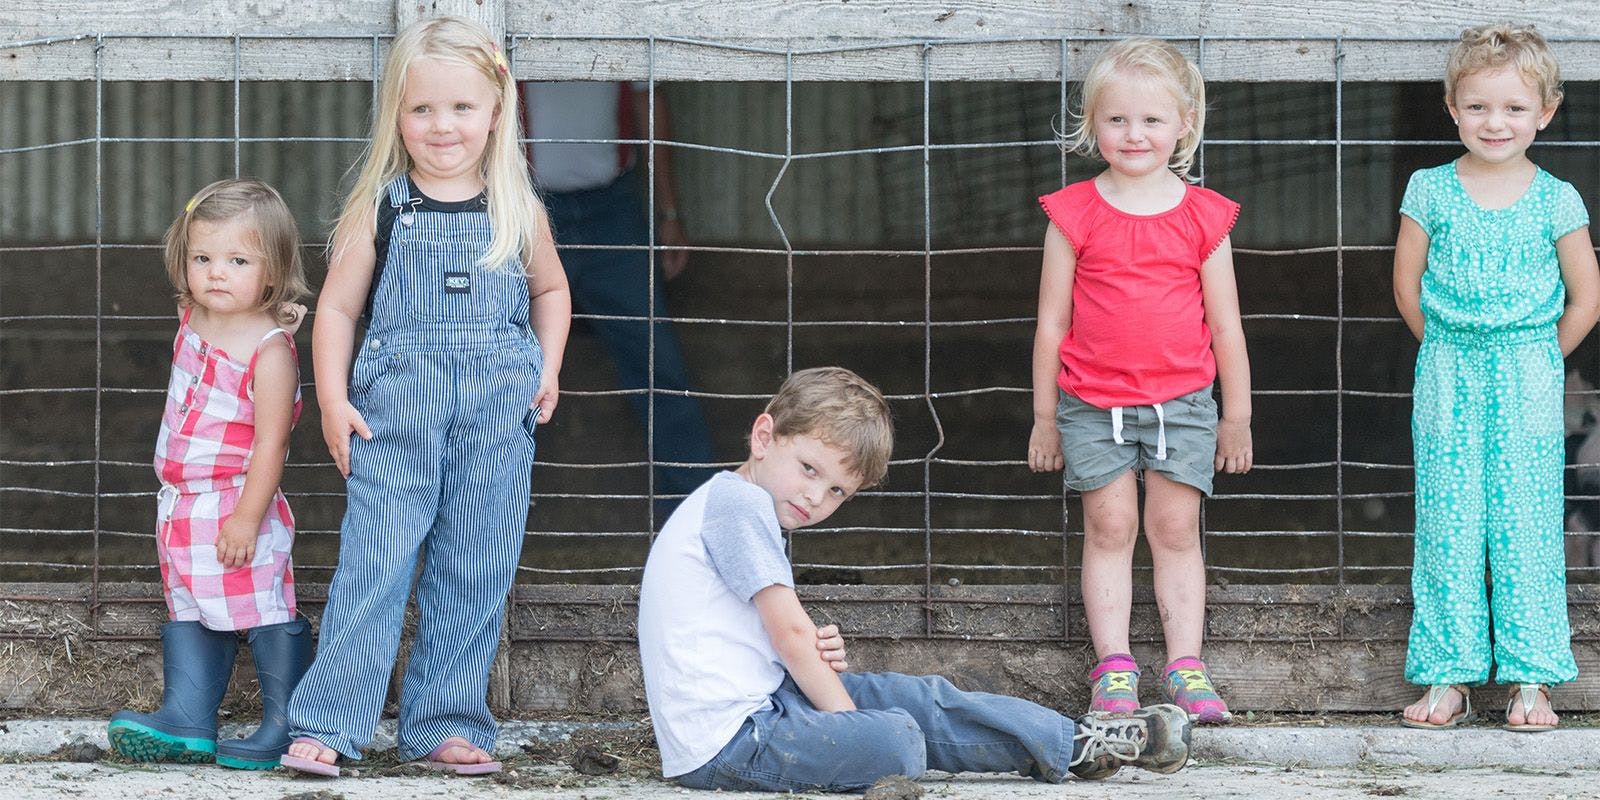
[0,761,1593,800]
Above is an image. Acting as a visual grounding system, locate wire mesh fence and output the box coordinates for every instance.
[4,32,1600,649]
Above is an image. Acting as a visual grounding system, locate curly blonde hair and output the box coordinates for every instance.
[1445,23,1563,108]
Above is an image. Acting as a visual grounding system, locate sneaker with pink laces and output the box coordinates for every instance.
[1162,657,1232,723]
[1088,653,1141,715]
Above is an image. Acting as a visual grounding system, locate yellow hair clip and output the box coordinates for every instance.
[184,194,200,214]
[491,45,509,76]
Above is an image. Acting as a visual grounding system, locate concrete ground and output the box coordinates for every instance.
[2,719,1598,799]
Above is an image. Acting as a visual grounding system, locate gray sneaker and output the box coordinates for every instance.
[1068,703,1191,780]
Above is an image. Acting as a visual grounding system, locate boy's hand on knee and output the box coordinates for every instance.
[216,515,259,569]
[1214,418,1253,474]
[1028,421,1064,472]
[816,623,849,672]
[322,401,372,478]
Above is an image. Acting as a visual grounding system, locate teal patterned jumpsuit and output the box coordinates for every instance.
[1402,162,1585,687]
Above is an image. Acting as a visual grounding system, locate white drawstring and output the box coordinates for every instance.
[1109,403,1168,460]
[1153,402,1167,461]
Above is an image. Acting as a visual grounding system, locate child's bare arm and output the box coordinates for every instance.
[754,585,856,712]
[1029,225,1076,473]
[313,230,377,478]
[216,338,296,569]
[1555,226,1600,356]
[1200,235,1253,474]
[1392,216,1429,343]
[526,212,572,422]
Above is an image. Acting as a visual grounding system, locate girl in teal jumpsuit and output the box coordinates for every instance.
[1393,24,1599,732]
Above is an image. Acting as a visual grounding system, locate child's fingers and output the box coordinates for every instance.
[351,414,373,441]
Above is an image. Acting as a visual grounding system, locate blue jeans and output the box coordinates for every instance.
[544,172,715,512]
[677,672,1078,792]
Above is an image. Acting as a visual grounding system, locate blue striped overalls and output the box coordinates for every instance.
[287,176,543,761]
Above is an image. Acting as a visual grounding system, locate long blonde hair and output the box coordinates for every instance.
[1062,38,1207,182]
[331,16,543,273]
[166,178,308,326]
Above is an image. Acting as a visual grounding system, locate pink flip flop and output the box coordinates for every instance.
[420,738,502,775]
[279,736,342,777]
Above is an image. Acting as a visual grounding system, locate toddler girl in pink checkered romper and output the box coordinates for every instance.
[108,179,316,770]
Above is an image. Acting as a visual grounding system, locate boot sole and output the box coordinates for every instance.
[215,753,281,770]
[107,721,214,763]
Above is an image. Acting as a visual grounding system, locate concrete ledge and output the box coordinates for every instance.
[7,719,1600,771]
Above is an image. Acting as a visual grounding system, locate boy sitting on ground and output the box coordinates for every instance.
[638,366,1193,792]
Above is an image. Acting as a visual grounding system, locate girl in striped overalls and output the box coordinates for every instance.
[109,179,313,769]
[1395,24,1600,732]
[282,16,570,775]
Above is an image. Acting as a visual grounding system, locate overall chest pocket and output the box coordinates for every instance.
[393,235,497,323]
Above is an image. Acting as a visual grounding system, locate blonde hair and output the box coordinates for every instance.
[1445,23,1563,108]
[331,15,543,273]
[764,367,894,488]
[164,178,308,325]
[1062,37,1207,181]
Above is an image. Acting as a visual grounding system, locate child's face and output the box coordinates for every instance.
[398,57,500,188]
[743,418,864,530]
[184,216,268,317]
[1449,67,1555,168]
[1091,77,1192,180]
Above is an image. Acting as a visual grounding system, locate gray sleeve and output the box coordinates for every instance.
[701,479,793,602]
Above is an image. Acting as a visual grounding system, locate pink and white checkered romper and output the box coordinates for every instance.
[153,308,302,631]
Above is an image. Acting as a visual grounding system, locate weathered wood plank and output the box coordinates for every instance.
[9,2,1600,81]
[397,0,507,41]
[16,2,1600,41]
[6,583,1600,712]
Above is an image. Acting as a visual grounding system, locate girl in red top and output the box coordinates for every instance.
[1028,38,1253,723]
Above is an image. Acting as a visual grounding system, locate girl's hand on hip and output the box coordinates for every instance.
[1214,418,1253,474]
[532,375,560,424]
[1028,420,1064,472]
[215,515,259,570]
[321,400,372,478]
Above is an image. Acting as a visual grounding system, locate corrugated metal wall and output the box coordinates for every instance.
[1,80,1386,249]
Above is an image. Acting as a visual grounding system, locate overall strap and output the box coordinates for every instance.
[383,174,413,208]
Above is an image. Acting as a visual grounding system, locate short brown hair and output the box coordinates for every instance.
[164,178,308,325]
[1445,23,1563,108]
[765,367,894,487]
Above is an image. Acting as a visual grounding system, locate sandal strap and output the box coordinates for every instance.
[1509,683,1549,714]
[1424,684,1470,718]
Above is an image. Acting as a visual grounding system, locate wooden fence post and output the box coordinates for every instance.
[396,0,506,40]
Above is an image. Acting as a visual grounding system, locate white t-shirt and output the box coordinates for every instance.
[637,471,794,777]
[523,81,641,192]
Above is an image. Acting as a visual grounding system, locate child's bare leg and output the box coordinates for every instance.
[1081,471,1141,659]
[1142,472,1204,663]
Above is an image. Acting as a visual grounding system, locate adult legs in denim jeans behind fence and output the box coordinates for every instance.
[545,174,716,515]
[677,673,1079,792]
